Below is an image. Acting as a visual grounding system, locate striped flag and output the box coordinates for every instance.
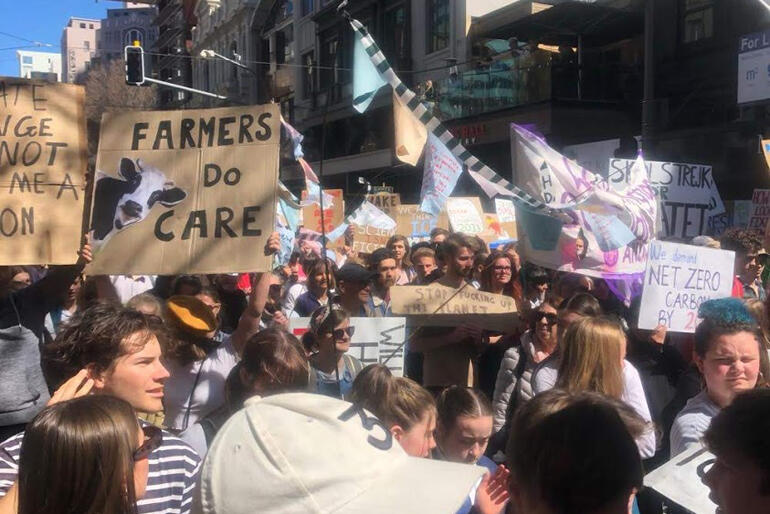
[348,17,570,222]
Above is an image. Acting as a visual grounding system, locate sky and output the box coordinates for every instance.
[0,0,121,78]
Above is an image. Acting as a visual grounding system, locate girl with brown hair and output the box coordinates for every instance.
[5,395,157,514]
[350,364,437,457]
[387,234,416,284]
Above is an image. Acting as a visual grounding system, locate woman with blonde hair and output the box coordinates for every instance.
[350,364,436,457]
[535,315,656,458]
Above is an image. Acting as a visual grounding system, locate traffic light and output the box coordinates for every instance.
[125,45,145,85]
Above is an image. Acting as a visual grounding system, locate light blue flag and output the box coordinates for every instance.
[353,35,387,113]
[582,212,636,252]
[515,205,563,251]
[419,133,464,215]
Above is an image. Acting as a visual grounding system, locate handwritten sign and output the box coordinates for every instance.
[351,223,395,254]
[447,197,484,234]
[391,283,519,332]
[302,188,344,233]
[0,78,87,264]
[494,198,518,240]
[638,240,735,333]
[364,192,400,217]
[748,189,770,232]
[395,204,449,243]
[609,159,724,239]
[644,444,717,514]
[289,317,406,376]
[89,104,279,274]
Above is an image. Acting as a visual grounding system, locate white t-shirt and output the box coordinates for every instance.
[163,333,239,432]
[111,275,156,304]
[282,282,307,318]
[533,359,657,458]
[44,307,75,336]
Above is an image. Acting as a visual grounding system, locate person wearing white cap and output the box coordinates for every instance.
[194,392,487,514]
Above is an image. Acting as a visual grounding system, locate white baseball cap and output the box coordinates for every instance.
[195,393,487,514]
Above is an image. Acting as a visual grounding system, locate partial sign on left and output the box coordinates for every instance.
[0,78,87,264]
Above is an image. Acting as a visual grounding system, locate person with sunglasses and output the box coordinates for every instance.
[490,297,559,447]
[0,304,201,514]
[720,228,768,301]
[0,395,162,514]
[303,305,363,399]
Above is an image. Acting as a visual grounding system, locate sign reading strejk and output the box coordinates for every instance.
[738,29,770,104]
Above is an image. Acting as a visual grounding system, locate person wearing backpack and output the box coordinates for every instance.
[302,305,363,399]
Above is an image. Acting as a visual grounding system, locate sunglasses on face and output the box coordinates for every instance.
[745,253,770,266]
[134,425,163,461]
[331,326,355,340]
[531,312,558,326]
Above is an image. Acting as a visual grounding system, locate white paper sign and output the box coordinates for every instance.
[447,197,484,234]
[289,317,406,376]
[609,159,725,239]
[644,444,718,514]
[495,198,516,223]
[738,30,770,105]
[639,240,735,333]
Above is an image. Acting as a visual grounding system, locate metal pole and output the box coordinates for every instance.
[577,33,583,101]
[641,0,655,154]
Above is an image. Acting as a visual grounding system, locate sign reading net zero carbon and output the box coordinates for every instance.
[638,240,734,333]
[738,29,770,104]
[88,104,279,275]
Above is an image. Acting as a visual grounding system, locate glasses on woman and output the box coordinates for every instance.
[134,425,163,461]
[331,326,356,340]
[531,311,558,327]
[493,265,512,272]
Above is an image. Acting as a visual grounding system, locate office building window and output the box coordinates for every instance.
[383,5,409,64]
[320,33,339,88]
[303,51,314,97]
[682,0,714,44]
[83,40,90,50]
[22,56,32,64]
[125,29,143,46]
[80,23,86,28]
[276,26,293,65]
[427,0,449,53]
[89,23,94,29]
[301,0,313,16]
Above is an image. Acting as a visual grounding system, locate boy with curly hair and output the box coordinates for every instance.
[720,227,767,300]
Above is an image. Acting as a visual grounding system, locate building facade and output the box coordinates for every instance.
[16,50,62,81]
[155,0,198,108]
[61,17,100,83]
[99,4,158,63]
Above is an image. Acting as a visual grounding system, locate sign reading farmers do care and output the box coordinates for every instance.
[609,158,724,239]
[391,283,519,332]
[638,240,734,333]
[748,189,770,231]
[89,104,279,274]
[289,317,406,376]
[446,197,484,234]
[0,78,87,264]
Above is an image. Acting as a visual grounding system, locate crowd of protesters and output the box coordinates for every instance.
[0,225,768,514]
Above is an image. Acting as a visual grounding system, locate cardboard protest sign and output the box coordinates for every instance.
[644,444,717,514]
[302,188,344,233]
[364,192,400,217]
[638,240,734,333]
[346,201,396,254]
[88,104,279,274]
[289,317,406,376]
[609,158,725,239]
[0,78,87,264]
[390,283,519,332]
[395,204,449,243]
[494,198,518,240]
[748,189,770,232]
[447,197,484,234]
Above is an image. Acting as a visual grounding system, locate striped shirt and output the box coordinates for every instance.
[670,390,721,458]
[0,421,201,514]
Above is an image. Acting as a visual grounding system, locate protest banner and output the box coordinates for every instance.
[609,158,725,239]
[395,204,449,243]
[364,192,400,217]
[748,188,770,232]
[302,188,344,233]
[494,198,518,240]
[390,283,519,332]
[644,444,717,514]
[638,240,734,333]
[420,133,464,215]
[0,78,87,264]
[446,197,485,234]
[289,317,406,376]
[88,104,279,274]
[346,200,396,254]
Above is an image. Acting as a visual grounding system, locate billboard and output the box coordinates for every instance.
[738,30,770,104]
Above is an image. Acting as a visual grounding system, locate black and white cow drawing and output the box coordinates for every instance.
[91,157,187,248]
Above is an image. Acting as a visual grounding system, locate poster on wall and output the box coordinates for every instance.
[88,104,279,274]
[738,30,770,105]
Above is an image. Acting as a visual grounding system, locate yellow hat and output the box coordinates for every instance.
[166,295,217,335]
